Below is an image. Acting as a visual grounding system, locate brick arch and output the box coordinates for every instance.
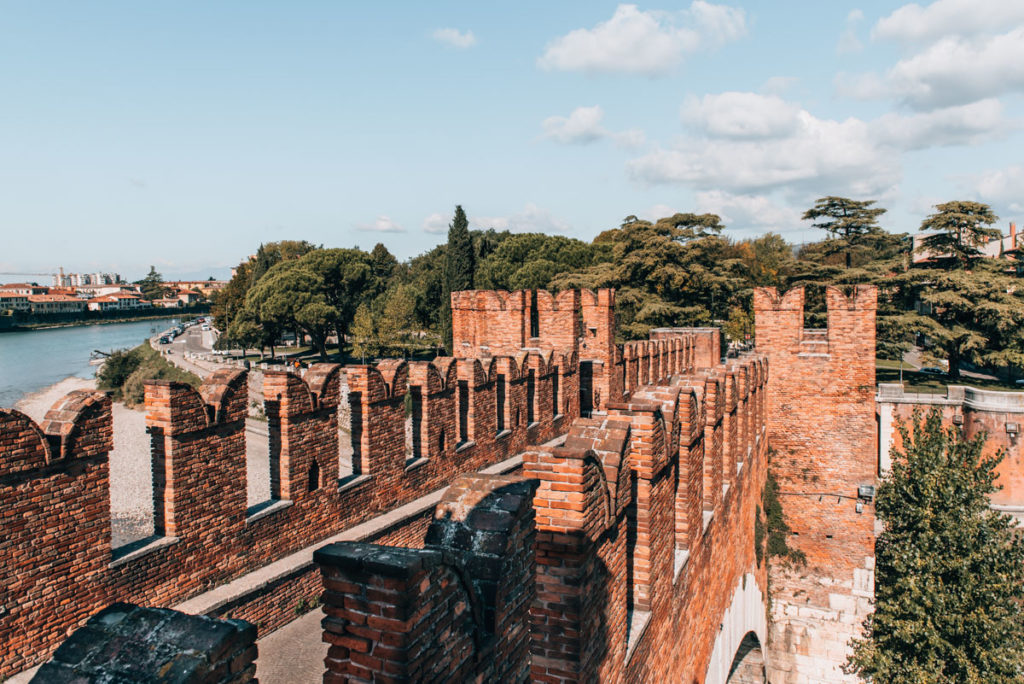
[303,363,343,410]
[376,359,409,399]
[198,369,248,422]
[0,408,54,474]
[430,357,458,390]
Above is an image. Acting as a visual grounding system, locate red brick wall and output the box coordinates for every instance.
[880,395,1024,509]
[0,391,112,677]
[315,474,538,683]
[754,285,878,681]
[1,287,748,680]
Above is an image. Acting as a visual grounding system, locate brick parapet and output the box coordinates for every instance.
[314,473,538,683]
[2,287,759,681]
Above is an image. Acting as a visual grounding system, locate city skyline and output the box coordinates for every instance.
[3,0,1023,280]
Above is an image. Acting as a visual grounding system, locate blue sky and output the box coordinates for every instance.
[2,1,1023,280]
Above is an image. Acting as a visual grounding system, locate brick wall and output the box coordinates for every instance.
[314,474,538,682]
[878,385,1024,512]
[1,287,755,681]
[754,285,878,683]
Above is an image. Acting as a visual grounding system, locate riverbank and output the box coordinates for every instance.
[0,308,209,332]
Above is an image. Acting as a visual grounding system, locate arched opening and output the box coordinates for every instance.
[726,632,765,683]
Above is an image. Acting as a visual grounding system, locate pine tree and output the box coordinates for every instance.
[847,409,1024,682]
[440,205,475,353]
[917,201,1001,269]
[802,196,887,268]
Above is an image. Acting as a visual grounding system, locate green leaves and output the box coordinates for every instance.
[918,201,1001,270]
[847,409,1024,682]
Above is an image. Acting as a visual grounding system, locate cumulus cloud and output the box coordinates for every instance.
[470,204,571,234]
[537,2,746,75]
[422,212,448,233]
[682,92,801,139]
[356,216,405,233]
[837,9,864,54]
[974,165,1024,213]
[870,98,1010,149]
[432,28,477,49]
[541,105,646,147]
[629,91,1011,200]
[695,191,804,229]
[872,0,1024,43]
[542,106,607,144]
[841,10,1024,110]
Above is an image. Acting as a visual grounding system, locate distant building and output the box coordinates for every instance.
[27,294,87,314]
[153,298,183,308]
[164,281,226,298]
[0,283,48,296]
[0,294,31,313]
[175,290,201,305]
[53,268,122,288]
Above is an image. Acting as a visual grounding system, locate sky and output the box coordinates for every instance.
[2,0,1023,281]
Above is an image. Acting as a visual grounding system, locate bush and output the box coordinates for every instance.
[97,346,143,394]
[98,342,201,406]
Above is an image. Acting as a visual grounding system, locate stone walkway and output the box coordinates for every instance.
[255,609,326,684]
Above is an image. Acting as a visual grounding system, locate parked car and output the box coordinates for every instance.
[158,336,171,344]
[919,367,945,375]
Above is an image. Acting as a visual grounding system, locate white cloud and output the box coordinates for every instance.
[630,92,1010,200]
[422,212,448,234]
[537,2,746,75]
[695,191,803,228]
[974,165,1024,213]
[470,204,571,234]
[837,9,864,54]
[541,105,646,148]
[840,24,1024,109]
[542,105,607,144]
[870,98,1010,149]
[356,216,405,233]
[432,28,477,49]
[682,92,801,139]
[873,0,1024,43]
[639,204,682,221]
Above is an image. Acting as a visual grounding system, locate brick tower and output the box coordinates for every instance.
[753,285,878,683]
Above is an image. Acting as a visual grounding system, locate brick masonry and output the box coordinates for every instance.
[4,284,912,683]
[754,285,878,684]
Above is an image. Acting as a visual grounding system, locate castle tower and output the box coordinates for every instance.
[753,285,877,683]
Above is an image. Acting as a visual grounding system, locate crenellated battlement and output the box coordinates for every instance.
[313,351,771,682]
[0,288,746,680]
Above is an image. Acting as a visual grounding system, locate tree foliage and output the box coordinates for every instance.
[917,200,1001,269]
[802,196,888,268]
[848,409,1024,682]
[440,205,475,352]
[138,266,166,301]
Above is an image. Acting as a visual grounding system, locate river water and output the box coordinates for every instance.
[0,317,181,407]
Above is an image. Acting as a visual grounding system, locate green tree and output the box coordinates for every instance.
[243,261,336,360]
[298,248,373,355]
[475,233,604,291]
[440,205,475,352]
[802,196,887,268]
[349,301,381,362]
[848,409,1024,682]
[917,200,1001,269]
[138,266,166,301]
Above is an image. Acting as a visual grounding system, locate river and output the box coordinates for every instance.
[0,317,182,407]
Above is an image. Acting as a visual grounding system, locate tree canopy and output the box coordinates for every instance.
[848,409,1024,682]
[917,200,1001,269]
[440,205,475,352]
[802,196,888,268]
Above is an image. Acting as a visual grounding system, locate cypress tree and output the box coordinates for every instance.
[847,409,1024,682]
[441,205,475,352]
